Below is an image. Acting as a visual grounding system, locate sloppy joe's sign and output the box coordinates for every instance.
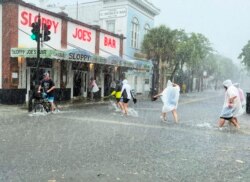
[67,22,96,53]
[20,11,59,33]
[18,6,62,48]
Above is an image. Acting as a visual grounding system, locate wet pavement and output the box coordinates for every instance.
[0,90,250,181]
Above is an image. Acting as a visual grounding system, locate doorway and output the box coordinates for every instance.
[73,71,88,97]
[104,73,112,96]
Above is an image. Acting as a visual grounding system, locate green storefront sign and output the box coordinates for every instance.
[10,48,60,58]
[10,48,152,70]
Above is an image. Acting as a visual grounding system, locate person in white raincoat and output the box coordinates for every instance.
[233,83,246,108]
[121,79,132,115]
[153,80,180,123]
[219,79,243,129]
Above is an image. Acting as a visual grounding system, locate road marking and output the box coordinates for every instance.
[54,115,220,136]
[54,114,250,136]
[56,115,168,130]
[179,96,218,105]
[235,160,244,164]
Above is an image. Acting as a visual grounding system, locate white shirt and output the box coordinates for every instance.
[121,80,132,99]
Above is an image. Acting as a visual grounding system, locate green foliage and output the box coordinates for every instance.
[205,54,239,82]
[142,25,177,61]
[142,25,239,88]
[142,25,179,89]
[238,40,250,70]
[186,33,212,74]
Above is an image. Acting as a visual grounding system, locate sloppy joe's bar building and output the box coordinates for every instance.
[0,0,151,104]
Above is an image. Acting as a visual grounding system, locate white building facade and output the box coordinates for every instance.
[64,0,160,95]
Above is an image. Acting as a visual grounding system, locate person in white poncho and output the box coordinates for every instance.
[121,79,132,115]
[233,83,246,108]
[153,80,180,123]
[219,79,243,129]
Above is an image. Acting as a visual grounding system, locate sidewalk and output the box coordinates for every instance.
[0,97,110,114]
[0,89,224,113]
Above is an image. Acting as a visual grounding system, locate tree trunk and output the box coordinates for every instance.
[190,70,194,92]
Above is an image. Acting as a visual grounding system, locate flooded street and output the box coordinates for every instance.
[0,90,250,181]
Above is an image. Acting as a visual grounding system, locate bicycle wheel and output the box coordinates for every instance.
[32,100,37,113]
[43,101,51,112]
[33,99,40,113]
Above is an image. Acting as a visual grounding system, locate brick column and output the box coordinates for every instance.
[2,2,18,88]
[61,18,68,49]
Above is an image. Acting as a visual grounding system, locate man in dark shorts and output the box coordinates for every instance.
[37,72,56,112]
[121,79,132,115]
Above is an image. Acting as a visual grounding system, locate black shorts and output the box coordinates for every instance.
[116,98,121,102]
[123,98,130,103]
[220,117,233,120]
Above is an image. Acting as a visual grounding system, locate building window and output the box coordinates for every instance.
[144,24,150,34]
[106,20,115,33]
[131,17,139,49]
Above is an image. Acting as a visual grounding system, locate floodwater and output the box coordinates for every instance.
[1,90,250,181]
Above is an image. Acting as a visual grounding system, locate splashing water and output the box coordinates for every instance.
[28,109,63,117]
[196,122,213,129]
[109,100,138,117]
[127,108,138,117]
[109,100,121,112]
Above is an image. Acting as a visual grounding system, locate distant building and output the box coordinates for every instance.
[64,0,160,94]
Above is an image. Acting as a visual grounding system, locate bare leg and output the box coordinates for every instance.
[172,109,178,123]
[123,103,128,115]
[218,118,225,128]
[118,102,123,111]
[120,102,125,113]
[234,117,239,124]
[120,102,128,115]
[50,102,56,112]
[161,112,167,122]
[230,117,240,129]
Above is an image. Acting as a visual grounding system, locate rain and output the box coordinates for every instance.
[1,0,250,181]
